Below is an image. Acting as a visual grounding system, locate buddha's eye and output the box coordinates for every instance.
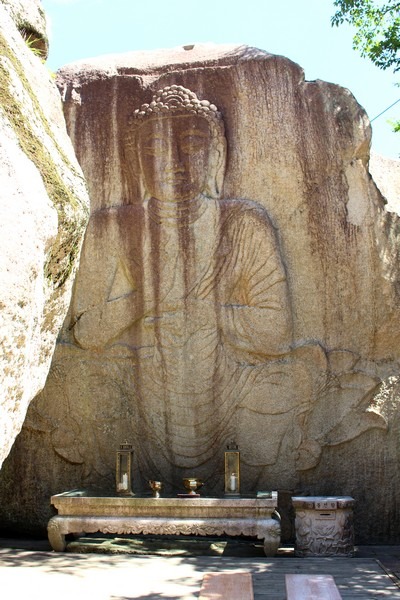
[180,131,209,154]
[143,137,167,157]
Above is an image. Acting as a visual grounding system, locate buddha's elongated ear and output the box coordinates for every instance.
[214,137,227,197]
[204,134,227,199]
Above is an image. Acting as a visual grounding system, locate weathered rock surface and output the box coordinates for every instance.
[2,0,48,58]
[369,152,400,213]
[0,44,399,541]
[0,1,89,469]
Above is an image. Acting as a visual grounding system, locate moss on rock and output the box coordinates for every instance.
[0,30,88,288]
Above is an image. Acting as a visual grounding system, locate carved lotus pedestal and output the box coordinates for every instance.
[292,496,355,557]
[48,490,280,556]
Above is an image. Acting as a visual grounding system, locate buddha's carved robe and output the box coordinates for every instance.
[72,196,295,485]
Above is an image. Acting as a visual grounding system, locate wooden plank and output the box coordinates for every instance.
[201,556,400,597]
[199,571,254,599]
[285,574,342,600]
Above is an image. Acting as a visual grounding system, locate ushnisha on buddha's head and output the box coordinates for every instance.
[126,85,227,202]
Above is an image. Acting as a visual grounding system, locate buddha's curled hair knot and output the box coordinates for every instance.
[129,85,224,136]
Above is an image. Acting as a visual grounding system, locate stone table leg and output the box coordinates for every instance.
[259,517,281,557]
[47,516,67,552]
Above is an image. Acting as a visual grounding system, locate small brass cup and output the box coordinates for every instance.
[149,480,163,498]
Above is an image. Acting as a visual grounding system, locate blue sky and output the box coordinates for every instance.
[41,0,399,158]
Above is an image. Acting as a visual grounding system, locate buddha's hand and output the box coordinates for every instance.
[73,292,138,350]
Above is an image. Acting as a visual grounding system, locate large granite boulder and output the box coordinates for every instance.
[0,1,89,469]
[1,44,399,541]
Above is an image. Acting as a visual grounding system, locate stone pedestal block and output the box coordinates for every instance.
[292,496,355,557]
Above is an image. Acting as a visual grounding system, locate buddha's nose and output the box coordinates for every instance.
[166,142,185,172]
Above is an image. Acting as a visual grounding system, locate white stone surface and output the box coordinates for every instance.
[2,0,47,43]
[0,1,89,468]
[369,152,400,214]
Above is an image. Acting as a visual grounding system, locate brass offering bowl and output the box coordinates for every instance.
[149,480,163,498]
[182,477,203,495]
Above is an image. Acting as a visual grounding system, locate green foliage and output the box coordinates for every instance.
[19,27,47,61]
[332,1,399,132]
[23,32,44,59]
[332,0,400,72]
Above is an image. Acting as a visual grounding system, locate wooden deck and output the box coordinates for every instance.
[0,548,399,599]
[246,557,400,599]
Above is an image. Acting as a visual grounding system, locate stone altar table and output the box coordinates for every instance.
[48,490,280,556]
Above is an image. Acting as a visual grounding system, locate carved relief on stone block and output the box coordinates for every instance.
[293,498,355,557]
[47,513,280,556]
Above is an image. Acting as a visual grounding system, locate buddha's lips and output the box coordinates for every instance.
[164,175,187,182]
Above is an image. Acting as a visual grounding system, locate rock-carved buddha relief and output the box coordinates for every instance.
[29,86,387,493]
[70,85,299,488]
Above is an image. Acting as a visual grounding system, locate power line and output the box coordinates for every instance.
[370,98,400,122]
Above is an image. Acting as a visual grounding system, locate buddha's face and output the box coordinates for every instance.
[137,114,212,202]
